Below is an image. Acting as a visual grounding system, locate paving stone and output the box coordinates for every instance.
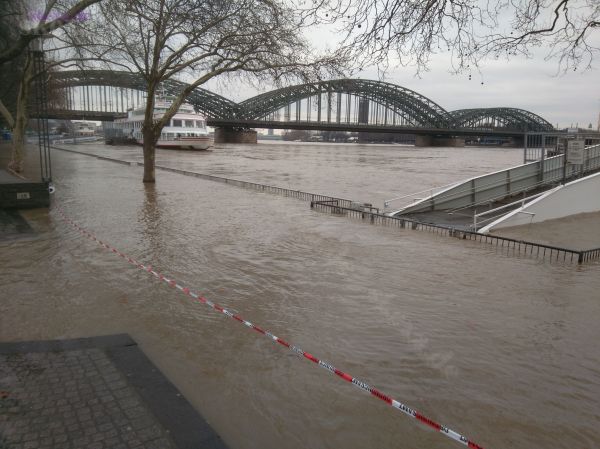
[0,349,177,449]
[0,335,227,449]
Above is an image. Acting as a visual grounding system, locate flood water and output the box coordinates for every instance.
[1,141,600,449]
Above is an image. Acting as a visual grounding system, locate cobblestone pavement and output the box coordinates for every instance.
[0,348,178,449]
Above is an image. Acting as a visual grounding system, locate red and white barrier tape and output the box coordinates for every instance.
[56,206,486,449]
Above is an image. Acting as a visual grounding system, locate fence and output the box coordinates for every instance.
[311,200,599,265]
[52,145,356,206]
[153,164,355,206]
[579,247,600,264]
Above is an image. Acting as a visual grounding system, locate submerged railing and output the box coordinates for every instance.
[52,145,355,206]
[311,199,600,265]
[153,164,356,206]
[579,247,600,264]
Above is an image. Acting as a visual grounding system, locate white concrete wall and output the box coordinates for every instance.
[480,171,600,232]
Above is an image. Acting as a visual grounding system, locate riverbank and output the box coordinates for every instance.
[1,142,599,449]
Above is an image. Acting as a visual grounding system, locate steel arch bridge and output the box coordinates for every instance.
[45,70,555,135]
[49,70,238,119]
[238,79,453,128]
[449,108,554,132]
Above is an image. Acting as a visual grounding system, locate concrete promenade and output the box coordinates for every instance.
[0,334,228,449]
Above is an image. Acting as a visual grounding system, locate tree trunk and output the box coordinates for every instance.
[142,126,157,183]
[141,83,158,183]
[9,55,33,174]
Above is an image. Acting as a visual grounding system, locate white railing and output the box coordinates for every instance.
[389,142,600,216]
[472,192,546,230]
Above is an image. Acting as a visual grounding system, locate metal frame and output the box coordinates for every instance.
[46,71,558,134]
[450,108,554,132]
[238,79,453,127]
[50,70,238,119]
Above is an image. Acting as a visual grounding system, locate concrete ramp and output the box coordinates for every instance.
[387,142,600,216]
[479,172,600,233]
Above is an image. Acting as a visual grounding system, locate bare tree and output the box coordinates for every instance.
[310,0,600,73]
[0,0,103,65]
[66,0,347,183]
[0,0,104,173]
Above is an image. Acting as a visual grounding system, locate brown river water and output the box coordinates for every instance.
[1,141,600,449]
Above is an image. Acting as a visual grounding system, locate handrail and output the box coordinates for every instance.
[390,143,600,215]
[474,192,546,219]
[383,179,462,209]
[447,178,561,215]
[385,154,563,213]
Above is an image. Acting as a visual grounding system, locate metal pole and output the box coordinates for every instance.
[562,141,568,184]
[317,93,321,123]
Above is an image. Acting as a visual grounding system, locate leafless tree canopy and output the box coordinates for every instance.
[308,0,600,72]
[62,0,348,182]
[67,0,346,84]
[0,0,103,65]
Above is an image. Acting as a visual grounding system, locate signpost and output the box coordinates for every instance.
[563,139,585,183]
[567,139,585,165]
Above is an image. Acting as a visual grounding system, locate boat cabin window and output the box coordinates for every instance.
[195,120,204,128]
[185,120,194,128]
[172,119,182,127]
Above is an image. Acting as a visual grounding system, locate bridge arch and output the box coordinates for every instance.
[450,107,554,132]
[47,70,556,134]
[238,79,453,128]
[50,70,238,119]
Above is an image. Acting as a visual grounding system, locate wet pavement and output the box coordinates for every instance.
[0,335,227,449]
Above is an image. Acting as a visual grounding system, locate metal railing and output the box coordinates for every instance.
[52,145,355,207]
[388,142,600,215]
[580,247,600,264]
[311,199,599,265]
[471,192,547,230]
[153,164,355,206]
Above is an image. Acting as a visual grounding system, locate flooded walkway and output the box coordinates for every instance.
[1,142,600,449]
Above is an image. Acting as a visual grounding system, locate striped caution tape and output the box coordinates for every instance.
[56,205,486,449]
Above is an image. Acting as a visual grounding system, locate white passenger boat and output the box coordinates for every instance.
[112,98,212,150]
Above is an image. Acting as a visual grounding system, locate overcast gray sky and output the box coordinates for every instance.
[205,17,600,130]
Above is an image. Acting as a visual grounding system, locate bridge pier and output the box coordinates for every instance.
[510,136,525,147]
[415,135,465,147]
[214,127,257,144]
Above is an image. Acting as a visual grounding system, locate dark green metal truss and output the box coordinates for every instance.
[50,70,238,119]
[50,70,555,132]
[238,79,453,128]
[450,108,554,132]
